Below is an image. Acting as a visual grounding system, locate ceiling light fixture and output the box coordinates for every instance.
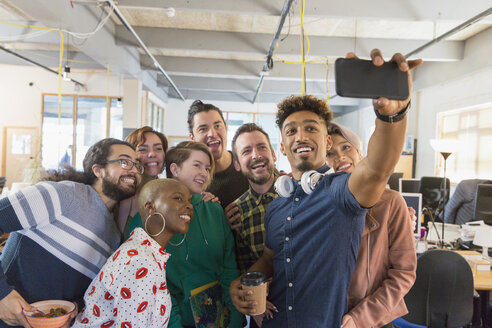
[165,7,176,18]
[62,65,71,81]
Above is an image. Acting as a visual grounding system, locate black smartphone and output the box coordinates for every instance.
[335,58,409,100]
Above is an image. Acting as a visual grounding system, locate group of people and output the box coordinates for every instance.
[0,49,422,328]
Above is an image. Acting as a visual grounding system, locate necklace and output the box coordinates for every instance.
[169,234,186,247]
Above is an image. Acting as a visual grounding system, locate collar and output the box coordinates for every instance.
[249,177,278,205]
[293,164,331,182]
[316,164,330,174]
[362,213,380,236]
[127,227,170,268]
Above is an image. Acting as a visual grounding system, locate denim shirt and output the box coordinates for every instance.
[264,167,366,328]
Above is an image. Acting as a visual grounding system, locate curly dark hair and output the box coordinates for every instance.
[276,95,333,130]
[187,100,226,134]
[40,164,86,184]
[83,138,135,185]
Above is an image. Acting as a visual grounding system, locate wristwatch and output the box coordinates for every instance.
[374,101,411,123]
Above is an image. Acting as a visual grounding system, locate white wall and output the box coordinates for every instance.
[163,98,278,137]
[0,64,123,174]
[414,67,492,178]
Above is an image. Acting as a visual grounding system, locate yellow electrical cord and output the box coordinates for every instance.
[299,0,305,95]
[106,63,110,115]
[20,50,97,64]
[0,20,64,118]
[325,60,329,102]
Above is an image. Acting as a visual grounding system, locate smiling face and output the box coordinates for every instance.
[233,131,276,186]
[190,110,227,161]
[136,132,165,178]
[100,144,142,201]
[280,111,332,179]
[170,149,212,194]
[151,181,193,235]
[326,134,363,173]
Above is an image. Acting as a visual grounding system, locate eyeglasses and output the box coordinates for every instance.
[104,159,144,174]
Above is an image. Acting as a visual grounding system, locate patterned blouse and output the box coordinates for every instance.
[73,228,172,328]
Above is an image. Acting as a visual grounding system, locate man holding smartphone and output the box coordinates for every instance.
[229,50,422,327]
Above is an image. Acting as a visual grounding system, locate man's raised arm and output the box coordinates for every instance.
[348,49,422,208]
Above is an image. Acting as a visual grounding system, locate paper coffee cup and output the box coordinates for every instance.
[240,272,267,315]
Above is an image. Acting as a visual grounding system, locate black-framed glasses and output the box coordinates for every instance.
[104,159,144,174]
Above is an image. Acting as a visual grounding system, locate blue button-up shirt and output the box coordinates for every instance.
[264,167,366,327]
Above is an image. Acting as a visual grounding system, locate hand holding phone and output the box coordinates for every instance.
[335,58,409,100]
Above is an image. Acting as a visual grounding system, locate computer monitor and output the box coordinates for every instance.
[401,192,422,236]
[399,178,420,193]
[475,183,492,225]
[387,172,403,191]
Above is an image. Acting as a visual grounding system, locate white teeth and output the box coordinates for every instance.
[147,162,158,166]
[339,163,351,170]
[121,177,135,183]
[296,147,312,153]
[179,215,191,222]
[208,141,220,146]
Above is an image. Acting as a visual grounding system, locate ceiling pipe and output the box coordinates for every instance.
[107,0,185,101]
[0,44,85,87]
[405,6,492,58]
[251,0,295,104]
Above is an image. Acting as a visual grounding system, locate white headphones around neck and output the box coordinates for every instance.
[274,168,335,198]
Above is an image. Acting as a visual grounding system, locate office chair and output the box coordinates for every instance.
[0,176,6,194]
[388,172,404,191]
[402,249,474,327]
[474,182,492,225]
[419,177,450,211]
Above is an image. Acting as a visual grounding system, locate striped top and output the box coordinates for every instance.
[0,181,121,311]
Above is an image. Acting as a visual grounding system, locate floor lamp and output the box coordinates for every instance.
[430,139,457,248]
[439,151,451,248]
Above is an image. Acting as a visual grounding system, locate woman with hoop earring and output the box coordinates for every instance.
[73,179,193,328]
[164,141,244,328]
[120,126,219,240]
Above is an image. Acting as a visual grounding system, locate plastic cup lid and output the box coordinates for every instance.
[240,272,266,286]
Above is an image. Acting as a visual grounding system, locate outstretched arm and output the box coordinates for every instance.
[348,50,423,207]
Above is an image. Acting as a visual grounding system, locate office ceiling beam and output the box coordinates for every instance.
[116,0,492,22]
[157,75,361,107]
[116,26,464,62]
[141,55,333,81]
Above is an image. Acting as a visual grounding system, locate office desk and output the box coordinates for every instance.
[455,250,492,327]
[455,250,492,291]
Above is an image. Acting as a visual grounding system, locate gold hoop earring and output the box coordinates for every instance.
[145,212,166,237]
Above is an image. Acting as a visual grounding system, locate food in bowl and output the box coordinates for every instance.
[32,307,68,318]
[23,300,75,328]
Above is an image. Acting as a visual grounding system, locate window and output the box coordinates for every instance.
[223,111,285,170]
[226,112,254,151]
[41,95,123,171]
[437,106,492,182]
[147,101,164,132]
